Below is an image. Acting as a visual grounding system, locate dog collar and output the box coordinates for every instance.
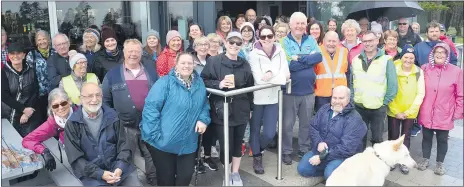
[374,150,391,167]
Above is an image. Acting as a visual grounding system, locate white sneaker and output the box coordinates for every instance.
[211,146,219,158]
[231,172,243,186]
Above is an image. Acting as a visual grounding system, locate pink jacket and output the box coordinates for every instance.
[22,115,65,154]
[419,45,464,131]
[341,38,364,64]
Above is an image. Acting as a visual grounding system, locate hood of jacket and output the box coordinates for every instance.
[219,53,247,69]
[5,59,31,75]
[428,43,451,67]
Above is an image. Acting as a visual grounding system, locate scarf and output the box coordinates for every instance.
[175,70,193,90]
[39,48,50,58]
[54,107,74,128]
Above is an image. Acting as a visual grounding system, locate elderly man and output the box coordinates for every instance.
[64,83,141,186]
[102,39,158,185]
[245,9,257,23]
[48,33,72,89]
[314,31,349,112]
[357,17,369,38]
[350,31,398,149]
[297,86,367,180]
[396,18,422,48]
[280,12,322,165]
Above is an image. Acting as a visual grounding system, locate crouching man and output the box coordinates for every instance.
[64,82,141,186]
[297,85,367,180]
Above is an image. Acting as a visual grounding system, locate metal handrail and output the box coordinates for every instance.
[206,80,291,186]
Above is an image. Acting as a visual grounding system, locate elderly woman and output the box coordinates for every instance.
[340,19,364,64]
[207,33,223,56]
[387,45,425,175]
[143,30,161,63]
[216,16,233,43]
[156,30,182,77]
[308,21,325,46]
[26,30,55,122]
[417,43,463,176]
[141,52,210,186]
[274,22,290,41]
[201,32,254,185]
[238,22,256,61]
[248,25,290,174]
[93,26,123,81]
[1,42,40,137]
[186,23,204,53]
[79,28,101,70]
[22,88,77,171]
[383,30,402,61]
[193,36,211,74]
[327,18,337,32]
[59,50,100,105]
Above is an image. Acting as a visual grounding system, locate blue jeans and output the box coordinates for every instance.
[297,151,344,179]
[250,104,278,156]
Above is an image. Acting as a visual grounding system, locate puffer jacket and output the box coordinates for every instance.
[419,45,463,131]
[140,69,211,155]
[387,60,425,119]
[92,49,124,81]
[156,47,181,77]
[26,48,55,96]
[309,102,367,162]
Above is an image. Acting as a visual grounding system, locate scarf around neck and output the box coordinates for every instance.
[54,107,74,128]
[38,48,50,58]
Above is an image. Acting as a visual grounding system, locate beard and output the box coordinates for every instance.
[84,103,102,113]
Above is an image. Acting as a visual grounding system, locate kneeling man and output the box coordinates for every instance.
[297,85,367,180]
[64,82,141,186]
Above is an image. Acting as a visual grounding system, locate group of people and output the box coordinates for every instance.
[1,7,462,186]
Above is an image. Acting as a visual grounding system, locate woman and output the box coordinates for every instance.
[78,28,101,70]
[274,22,290,41]
[141,52,210,186]
[253,17,272,38]
[238,22,256,61]
[371,21,384,48]
[308,21,324,46]
[387,45,425,175]
[216,16,233,43]
[26,30,54,122]
[382,30,402,61]
[92,26,123,81]
[201,31,254,185]
[411,22,424,41]
[327,18,337,32]
[248,25,290,174]
[143,30,161,64]
[417,43,463,176]
[186,23,204,53]
[207,33,223,56]
[340,19,363,64]
[22,88,76,171]
[234,14,246,31]
[193,36,211,74]
[157,30,183,77]
[1,42,40,137]
[59,50,100,105]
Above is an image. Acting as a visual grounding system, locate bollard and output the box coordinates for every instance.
[223,99,230,186]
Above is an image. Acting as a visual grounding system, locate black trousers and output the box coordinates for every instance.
[146,144,196,186]
[216,124,247,165]
[422,127,449,163]
[355,105,387,149]
[387,117,414,148]
[196,124,216,157]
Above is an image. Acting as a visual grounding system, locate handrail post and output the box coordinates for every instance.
[224,98,230,186]
[276,89,283,180]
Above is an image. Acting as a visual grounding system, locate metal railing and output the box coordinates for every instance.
[456,44,463,70]
[206,80,292,186]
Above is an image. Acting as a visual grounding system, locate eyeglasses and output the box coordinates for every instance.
[54,41,69,48]
[51,101,69,109]
[196,43,209,48]
[398,23,408,25]
[259,34,274,40]
[80,93,102,100]
[228,40,243,46]
[362,39,377,44]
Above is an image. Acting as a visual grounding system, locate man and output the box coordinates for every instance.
[350,31,398,149]
[48,33,72,89]
[314,31,349,112]
[1,27,8,66]
[297,86,367,180]
[280,12,322,165]
[245,9,257,23]
[102,39,158,185]
[438,24,458,56]
[64,83,141,186]
[414,21,458,67]
[396,18,422,48]
[357,17,369,38]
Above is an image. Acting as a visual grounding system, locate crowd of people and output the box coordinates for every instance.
[1,7,462,186]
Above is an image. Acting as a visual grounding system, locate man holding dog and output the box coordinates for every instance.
[297,85,367,180]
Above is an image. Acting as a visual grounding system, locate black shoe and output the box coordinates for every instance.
[196,158,206,174]
[283,154,292,165]
[253,156,265,174]
[296,151,306,162]
[204,157,218,171]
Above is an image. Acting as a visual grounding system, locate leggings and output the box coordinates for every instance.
[422,127,449,163]
[216,124,247,165]
[250,104,278,157]
[387,116,414,148]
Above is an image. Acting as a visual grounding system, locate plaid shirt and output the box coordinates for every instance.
[1,46,7,65]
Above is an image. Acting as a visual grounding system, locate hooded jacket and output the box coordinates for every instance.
[92,49,124,81]
[419,44,463,131]
[396,26,422,48]
[201,53,254,126]
[414,40,458,67]
[156,47,181,77]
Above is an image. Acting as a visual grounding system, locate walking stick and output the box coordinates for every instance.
[195,134,203,186]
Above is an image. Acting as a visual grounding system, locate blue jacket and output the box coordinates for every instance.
[64,105,135,186]
[280,33,322,96]
[309,102,367,162]
[140,69,211,155]
[414,40,458,67]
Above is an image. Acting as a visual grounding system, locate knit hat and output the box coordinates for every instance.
[101,26,117,42]
[370,21,383,34]
[147,30,160,40]
[240,22,255,33]
[166,30,182,45]
[400,44,416,58]
[68,50,87,69]
[83,28,100,43]
[226,31,243,41]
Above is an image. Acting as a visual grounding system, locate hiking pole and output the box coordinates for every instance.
[195,134,203,186]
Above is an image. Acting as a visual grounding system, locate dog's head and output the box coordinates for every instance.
[373,135,417,168]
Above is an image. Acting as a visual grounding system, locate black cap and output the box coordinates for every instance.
[8,42,26,53]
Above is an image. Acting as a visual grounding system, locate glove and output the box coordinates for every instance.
[41,148,56,171]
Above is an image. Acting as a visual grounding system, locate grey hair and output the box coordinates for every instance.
[123,39,143,51]
[35,30,51,46]
[193,36,209,49]
[47,88,71,117]
[324,31,340,41]
[289,12,307,25]
[53,33,69,43]
[341,19,361,35]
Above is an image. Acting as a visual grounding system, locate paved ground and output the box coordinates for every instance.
[9,120,463,186]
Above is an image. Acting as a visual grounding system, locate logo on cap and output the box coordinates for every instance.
[407,48,414,53]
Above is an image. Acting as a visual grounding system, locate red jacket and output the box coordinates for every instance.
[439,35,458,56]
[156,48,180,77]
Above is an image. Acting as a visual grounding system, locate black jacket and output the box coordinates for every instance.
[47,52,71,90]
[201,53,254,126]
[92,49,124,81]
[397,26,422,48]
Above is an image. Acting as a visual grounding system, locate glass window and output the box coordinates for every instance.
[1,1,50,50]
[168,1,194,41]
[56,1,148,50]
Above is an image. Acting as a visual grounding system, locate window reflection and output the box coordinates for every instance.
[168,2,194,40]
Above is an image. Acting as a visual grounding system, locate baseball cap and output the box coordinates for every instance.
[440,24,446,32]
[8,42,25,53]
[226,31,243,41]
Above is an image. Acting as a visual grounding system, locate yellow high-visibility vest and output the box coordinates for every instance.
[63,73,98,105]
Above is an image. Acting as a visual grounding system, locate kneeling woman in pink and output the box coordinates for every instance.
[417,43,463,176]
[22,88,76,171]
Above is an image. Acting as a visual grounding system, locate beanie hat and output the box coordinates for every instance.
[400,44,416,58]
[68,50,87,69]
[101,26,117,42]
[83,28,100,42]
[147,30,160,40]
[370,21,383,34]
[166,30,182,45]
[240,22,255,33]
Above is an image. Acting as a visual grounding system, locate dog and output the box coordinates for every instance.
[326,135,416,186]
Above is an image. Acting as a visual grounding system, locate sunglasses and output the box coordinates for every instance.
[259,34,274,40]
[398,23,408,25]
[52,101,69,109]
[228,40,243,46]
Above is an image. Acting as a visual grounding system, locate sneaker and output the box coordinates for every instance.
[283,154,292,165]
[231,172,243,186]
[253,156,265,174]
[411,125,421,137]
[204,157,218,171]
[211,146,219,158]
[434,162,446,176]
[195,158,206,174]
[399,164,409,175]
[417,158,429,171]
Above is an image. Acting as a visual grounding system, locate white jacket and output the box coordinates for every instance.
[248,43,290,105]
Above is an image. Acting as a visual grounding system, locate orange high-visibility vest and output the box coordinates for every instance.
[314,46,349,97]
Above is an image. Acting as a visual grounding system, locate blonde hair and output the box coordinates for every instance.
[207,33,223,45]
[384,30,399,40]
[341,19,361,34]
[216,16,233,34]
[193,36,209,48]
